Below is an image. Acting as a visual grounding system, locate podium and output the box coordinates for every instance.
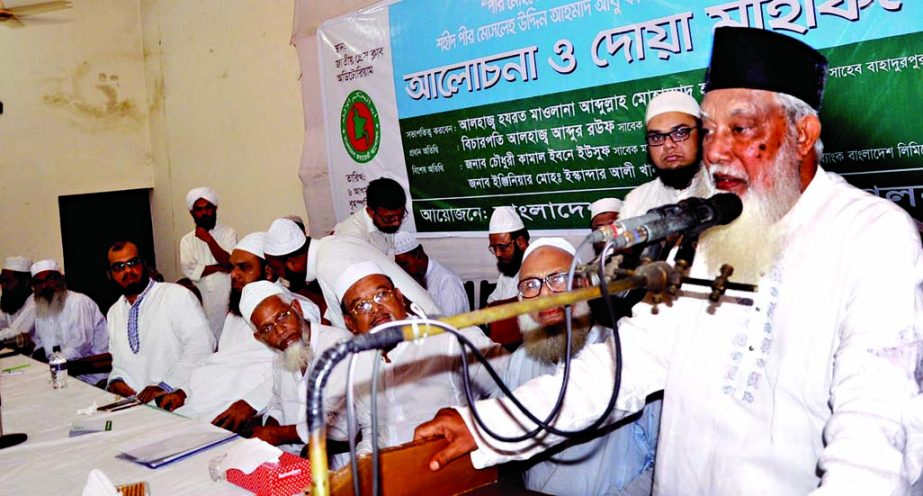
[329,438,498,496]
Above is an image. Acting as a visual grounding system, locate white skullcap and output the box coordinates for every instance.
[234,232,265,259]
[522,237,578,263]
[334,261,384,303]
[3,256,32,273]
[283,215,305,229]
[393,232,420,256]
[589,198,623,219]
[186,186,219,211]
[239,280,285,324]
[30,259,61,277]
[264,219,307,256]
[488,206,525,234]
[645,91,701,124]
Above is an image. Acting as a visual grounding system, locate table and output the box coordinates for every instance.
[0,354,252,495]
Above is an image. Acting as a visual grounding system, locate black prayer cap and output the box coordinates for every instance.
[704,27,828,110]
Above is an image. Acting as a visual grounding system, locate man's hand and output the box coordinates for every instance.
[107,380,136,398]
[195,226,212,241]
[413,408,477,471]
[250,425,283,446]
[156,390,187,411]
[212,400,257,433]
[137,385,167,404]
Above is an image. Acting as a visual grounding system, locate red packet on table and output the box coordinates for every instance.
[226,452,311,496]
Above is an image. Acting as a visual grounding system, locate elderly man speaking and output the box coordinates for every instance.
[415,27,923,495]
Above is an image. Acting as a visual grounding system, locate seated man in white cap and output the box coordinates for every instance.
[486,206,529,304]
[497,238,660,495]
[0,256,36,345]
[336,260,508,454]
[176,232,278,433]
[106,241,215,411]
[239,280,352,454]
[621,91,712,219]
[311,235,443,328]
[30,260,110,386]
[334,177,407,256]
[588,198,622,257]
[263,218,324,323]
[393,232,469,316]
[180,186,238,340]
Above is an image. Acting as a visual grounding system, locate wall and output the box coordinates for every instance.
[144,0,307,280]
[0,0,153,268]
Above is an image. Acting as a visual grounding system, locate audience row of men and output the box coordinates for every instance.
[1,26,921,495]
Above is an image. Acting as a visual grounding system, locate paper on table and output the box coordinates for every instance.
[117,423,237,469]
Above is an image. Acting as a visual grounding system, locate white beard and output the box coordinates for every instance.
[700,134,803,284]
[517,301,593,364]
[280,324,314,372]
[35,289,67,318]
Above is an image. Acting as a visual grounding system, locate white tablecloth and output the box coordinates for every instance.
[0,353,254,495]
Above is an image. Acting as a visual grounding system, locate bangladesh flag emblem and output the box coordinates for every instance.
[340,90,381,163]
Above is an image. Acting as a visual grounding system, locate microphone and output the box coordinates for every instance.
[589,193,743,249]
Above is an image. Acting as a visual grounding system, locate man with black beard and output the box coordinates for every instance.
[177,232,279,432]
[180,186,238,340]
[0,256,36,344]
[415,27,923,494]
[263,218,325,323]
[486,206,529,304]
[238,280,352,454]
[620,91,712,219]
[334,177,408,256]
[499,238,659,495]
[107,241,214,411]
[29,259,110,386]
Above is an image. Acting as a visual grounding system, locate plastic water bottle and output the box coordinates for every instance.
[49,346,68,389]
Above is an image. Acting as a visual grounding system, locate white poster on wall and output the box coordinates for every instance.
[317,3,416,232]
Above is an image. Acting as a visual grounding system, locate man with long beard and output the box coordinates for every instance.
[239,281,352,454]
[620,91,712,219]
[180,186,238,340]
[415,27,923,494]
[486,206,530,305]
[500,238,659,495]
[107,241,214,411]
[29,260,110,386]
[0,256,36,344]
[177,232,278,432]
[336,261,507,455]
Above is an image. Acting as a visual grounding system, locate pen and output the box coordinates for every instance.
[1,364,29,373]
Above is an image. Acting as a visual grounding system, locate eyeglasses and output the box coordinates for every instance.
[488,241,515,255]
[348,289,396,316]
[255,301,298,337]
[645,126,696,147]
[109,257,142,273]
[517,271,571,299]
[372,208,406,224]
[31,272,62,285]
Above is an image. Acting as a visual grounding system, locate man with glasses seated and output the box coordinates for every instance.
[620,91,713,219]
[495,238,660,495]
[335,260,508,455]
[334,177,408,257]
[29,259,111,386]
[105,240,215,411]
[238,280,352,454]
[486,206,530,305]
